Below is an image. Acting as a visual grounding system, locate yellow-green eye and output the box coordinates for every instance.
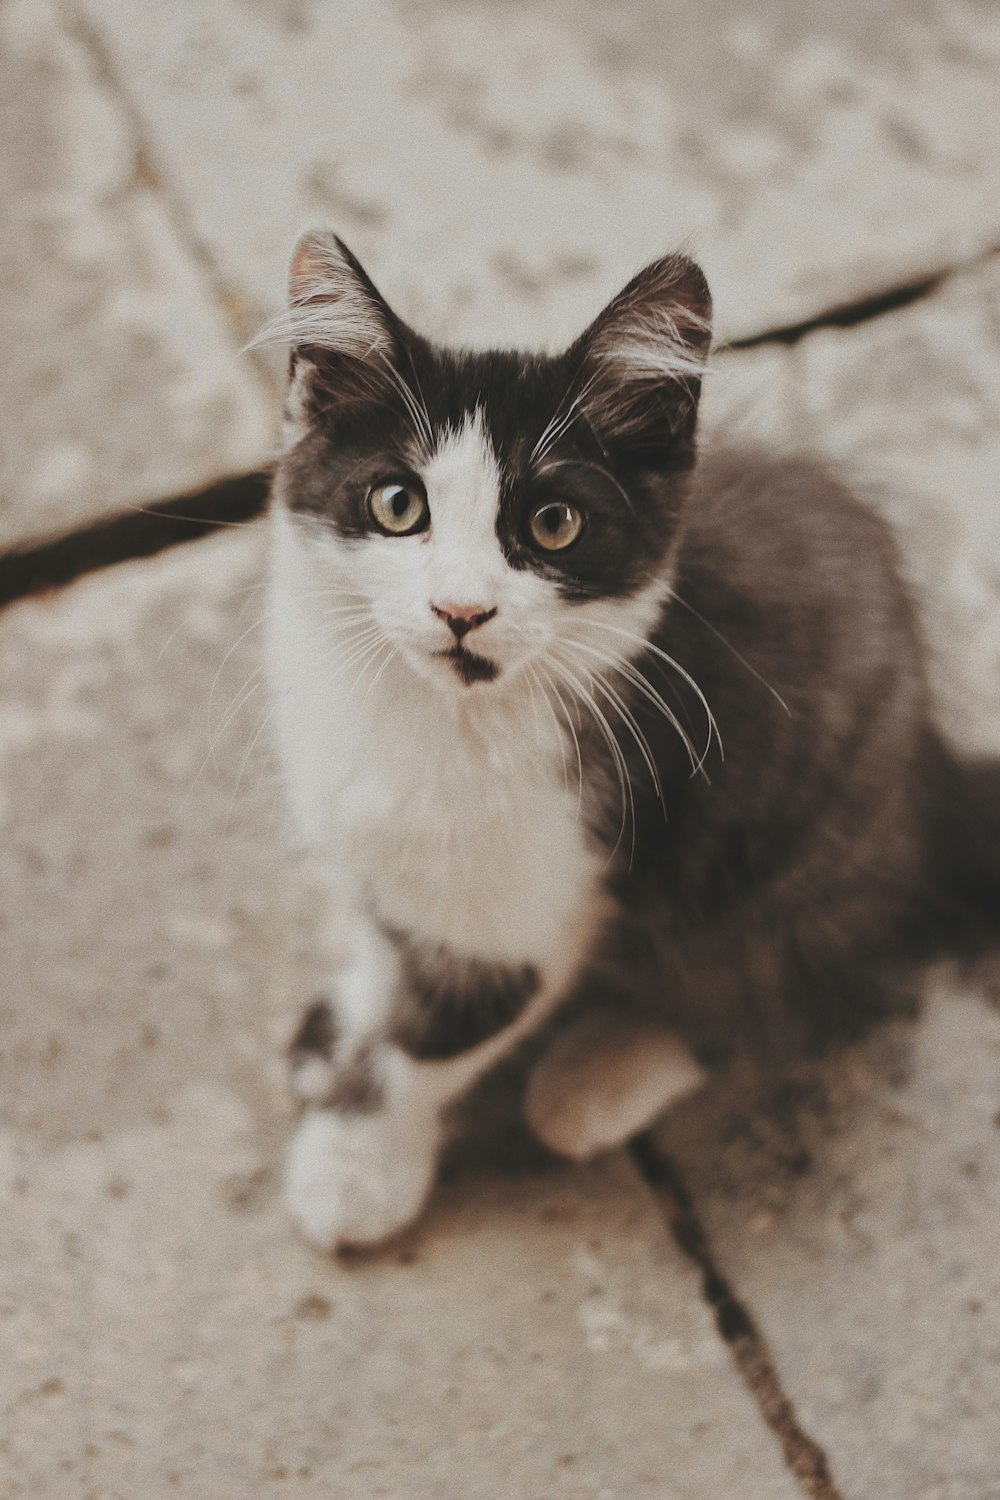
[368,481,429,536]
[528,501,584,552]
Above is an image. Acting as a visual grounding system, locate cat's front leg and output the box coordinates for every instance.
[283,905,431,1251]
[286,1037,445,1250]
[285,932,550,1251]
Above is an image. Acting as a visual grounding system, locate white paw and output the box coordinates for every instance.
[525,1015,706,1161]
[285,1106,439,1251]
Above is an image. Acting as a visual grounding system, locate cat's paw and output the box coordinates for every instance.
[525,1014,706,1160]
[285,1105,439,1251]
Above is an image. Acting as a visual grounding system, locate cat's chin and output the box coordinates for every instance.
[434,646,500,687]
[403,641,503,691]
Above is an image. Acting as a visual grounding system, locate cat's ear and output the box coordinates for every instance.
[251,229,402,405]
[284,230,396,362]
[571,255,712,454]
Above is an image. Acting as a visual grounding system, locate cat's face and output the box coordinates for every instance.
[269,233,711,697]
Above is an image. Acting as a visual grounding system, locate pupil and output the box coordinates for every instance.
[546,508,563,533]
[391,490,409,517]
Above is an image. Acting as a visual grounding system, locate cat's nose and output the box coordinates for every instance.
[431,602,498,640]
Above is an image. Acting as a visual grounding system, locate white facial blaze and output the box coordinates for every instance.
[416,409,504,611]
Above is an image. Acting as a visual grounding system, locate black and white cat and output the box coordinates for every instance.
[261,229,999,1251]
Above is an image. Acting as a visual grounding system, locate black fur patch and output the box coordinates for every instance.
[438,646,499,685]
[325,1047,384,1113]
[384,928,539,1061]
[288,997,339,1064]
[289,1001,384,1112]
[577,445,938,1061]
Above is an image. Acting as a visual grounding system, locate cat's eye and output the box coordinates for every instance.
[528,501,585,552]
[368,481,429,536]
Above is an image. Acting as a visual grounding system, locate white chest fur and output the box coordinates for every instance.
[339,704,599,979]
[267,513,605,989]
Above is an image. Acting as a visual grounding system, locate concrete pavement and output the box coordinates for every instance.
[3,2,999,1495]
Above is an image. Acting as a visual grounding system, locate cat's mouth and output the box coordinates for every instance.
[435,645,499,686]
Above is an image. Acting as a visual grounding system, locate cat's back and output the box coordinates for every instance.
[633,440,931,930]
[686,442,913,626]
[673,442,925,726]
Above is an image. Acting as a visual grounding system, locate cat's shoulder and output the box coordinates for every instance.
[687,439,906,605]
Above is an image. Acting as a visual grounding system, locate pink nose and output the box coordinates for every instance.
[431,602,498,641]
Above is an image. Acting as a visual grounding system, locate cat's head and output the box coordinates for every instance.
[266,230,711,697]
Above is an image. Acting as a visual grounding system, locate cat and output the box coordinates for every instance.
[258,228,1000,1251]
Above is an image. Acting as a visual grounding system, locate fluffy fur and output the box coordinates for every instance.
[262,230,999,1250]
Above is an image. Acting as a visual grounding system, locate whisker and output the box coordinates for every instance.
[553,644,663,818]
[314,604,378,619]
[668,589,791,716]
[156,581,268,664]
[361,643,400,707]
[541,457,635,515]
[229,707,275,817]
[210,674,263,767]
[207,613,270,748]
[523,664,545,754]
[346,636,394,700]
[544,653,634,866]
[569,666,635,866]
[531,370,603,466]
[376,353,434,457]
[539,661,584,819]
[565,636,699,778]
[310,622,384,666]
[311,619,382,652]
[581,619,722,772]
[604,655,700,775]
[179,662,265,817]
[585,666,665,813]
[120,502,265,530]
[320,628,385,683]
[533,663,571,796]
[305,624,383,685]
[400,350,436,458]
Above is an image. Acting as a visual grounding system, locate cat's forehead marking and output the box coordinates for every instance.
[417,407,502,539]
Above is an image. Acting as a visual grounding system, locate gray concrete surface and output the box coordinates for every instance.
[657,979,1000,1500]
[72,0,1000,349]
[7,0,1000,548]
[0,0,272,550]
[4,1,1000,1495]
[0,535,801,1500]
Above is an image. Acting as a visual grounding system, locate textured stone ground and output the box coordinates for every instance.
[0,535,801,1500]
[2,2,999,1497]
[0,0,272,550]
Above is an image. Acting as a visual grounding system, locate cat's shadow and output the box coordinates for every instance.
[336,1007,926,1268]
[337,950,1000,1267]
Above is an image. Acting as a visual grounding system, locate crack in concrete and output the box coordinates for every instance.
[0,471,272,609]
[2,213,996,611]
[629,1134,845,1500]
[7,19,996,1488]
[720,244,1000,351]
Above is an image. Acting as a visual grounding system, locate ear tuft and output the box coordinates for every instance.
[573,255,713,448]
[248,229,395,361]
